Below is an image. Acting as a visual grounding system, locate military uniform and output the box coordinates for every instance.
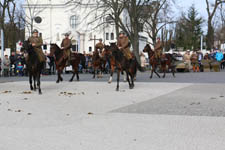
[28,36,45,62]
[154,40,162,59]
[117,36,132,60]
[61,38,71,60]
[95,42,104,53]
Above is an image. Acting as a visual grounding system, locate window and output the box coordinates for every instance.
[43,44,47,50]
[106,33,109,40]
[89,47,92,52]
[72,45,77,51]
[111,33,114,40]
[70,15,77,29]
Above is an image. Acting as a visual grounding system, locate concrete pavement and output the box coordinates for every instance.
[0,73,225,149]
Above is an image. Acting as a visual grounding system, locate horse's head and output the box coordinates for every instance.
[22,40,33,53]
[50,43,61,57]
[143,44,154,57]
[143,44,152,53]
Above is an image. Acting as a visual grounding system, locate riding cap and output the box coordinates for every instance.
[32,29,38,33]
[65,33,70,36]
[119,31,126,35]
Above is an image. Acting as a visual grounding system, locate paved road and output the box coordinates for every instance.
[1,70,225,83]
[1,70,225,150]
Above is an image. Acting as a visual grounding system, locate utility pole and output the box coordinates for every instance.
[1,29,4,76]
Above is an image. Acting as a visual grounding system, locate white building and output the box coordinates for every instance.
[23,0,149,54]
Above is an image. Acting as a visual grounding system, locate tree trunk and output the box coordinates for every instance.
[206,19,214,50]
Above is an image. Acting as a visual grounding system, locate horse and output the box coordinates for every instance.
[143,44,176,78]
[107,43,144,91]
[104,45,127,83]
[92,50,107,78]
[50,44,84,83]
[22,40,45,94]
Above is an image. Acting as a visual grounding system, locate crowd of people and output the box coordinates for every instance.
[182,49,224,72]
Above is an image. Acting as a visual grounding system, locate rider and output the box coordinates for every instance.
[95,38,104,55]
[28,29,45,63]
[154,37,163,63]
[61,33,71,66]
[117,31,133,61]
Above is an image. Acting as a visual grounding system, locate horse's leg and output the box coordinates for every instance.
[150,66,154,79]
[70,71,75,82]
[93,67,96,79]
[73,64,79,81]
[126,71,132,89]
[56,71,60,83]
[154,69,161,78]
[129,72,135,89]
[108,65,114,83]
[29,73,33,90]
[116,69,121,91]
[76,70,79,81]
[33,75,37,91]
[37,72,42,94]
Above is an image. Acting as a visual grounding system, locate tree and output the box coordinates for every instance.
[205,0,225,50]
[174,5,203,50]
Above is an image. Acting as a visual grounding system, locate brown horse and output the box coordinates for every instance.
[107,43,144,91]
[143,44,176,78]
[50,44,83,83]
[104,45,127,83]
[92,50,106,79]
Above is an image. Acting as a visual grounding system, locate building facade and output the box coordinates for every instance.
[23,0,149,53]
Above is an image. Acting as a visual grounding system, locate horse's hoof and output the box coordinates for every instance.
[116,88,119,91]
[150,76,152,79]
[77,79,80,81]
[108,81,112,84]
[56,80,59,83]
[39,91,42,95]
[69,80,73,82]
[163,76,165,78]
[129,85,134,89]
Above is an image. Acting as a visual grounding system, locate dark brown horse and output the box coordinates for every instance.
[50,44,84,83]
[104,45,127,83]
[143,44,176,78]
[22,40,44,94]
[92,50,106,78]
[107,43,144,91]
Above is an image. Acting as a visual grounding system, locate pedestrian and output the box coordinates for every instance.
[3,55,10,77]
[190,51,199,72]
[183,50,191,70]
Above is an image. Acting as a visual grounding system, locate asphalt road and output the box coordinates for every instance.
[1,70,225,84]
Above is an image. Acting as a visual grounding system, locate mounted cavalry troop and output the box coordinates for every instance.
[21,29,222,94]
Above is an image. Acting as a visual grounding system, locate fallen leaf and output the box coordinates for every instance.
[15,110,22,112]
[27,113,32,115]
[22,91,32,94]
[88,112,93,115]
[2,90,12,94]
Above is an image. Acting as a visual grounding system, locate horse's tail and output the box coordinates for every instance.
[135,57,145,72]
